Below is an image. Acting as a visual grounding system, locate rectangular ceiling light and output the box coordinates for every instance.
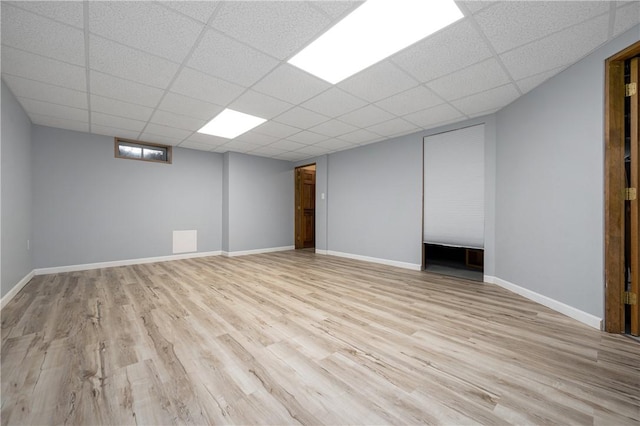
[198,109,266,139]
[288,0,463,84]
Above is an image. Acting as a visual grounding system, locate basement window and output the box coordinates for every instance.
[115,138,172,164]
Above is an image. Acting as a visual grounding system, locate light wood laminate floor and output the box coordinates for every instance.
[1,251,639,425]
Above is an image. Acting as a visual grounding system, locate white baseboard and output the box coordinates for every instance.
[222,246,294,257]
[326,250,422,271]
[484,275,602,330]
[1,270,35,309]
[314,249,328,255]
[34,251,222,275]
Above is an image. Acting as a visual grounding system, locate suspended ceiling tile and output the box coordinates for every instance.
[312,138,357,151]
[211,1,331,60]
[367,118,420,138]
[253,64,331,105]
[30,113,89,133]
[338,104,395,128]
[178,140,218,152]
[90,95,154,122]
[89,36,180,89]
[516,67,566,95]
[150,110,207,132]
[286,130,328,145]
[188,29,279,87]
[219,139,263,153]
[274,151,309,161]
[426,58,512,101]
[6,1,84,28]
[1,47,86,91]
[161,1,220,24]
[3,75,87,109]
[403,103,464,129]
[143,123,192,140]
[475,1,610,54]
[338,60,419,103]
[90,71,165,107]
[309,1,364,19]
[309,120,358,138]
[291,144,329,157]
[451,84,520,116]
[301,87,368,118]
[391,20,492,83]
[613,2,640,38]
[2,4,85,65]
[183,132,229,147]
[19,97,88,122]
[171,67,245,105]
[456,1,497,14]
[248,146,289,156]
[228,90,294,120]
[375,86,444,116]
[253,121,301,139]
[499,14,610,81]
[139,133,185,146]
[234,131,279,146]
[91,112,146,132]
[268,139,308,151]
[91,124,140,140]
[274,107,330,129]
[337,128,384,144]
[157,92,224,121]
[88,1,203,62]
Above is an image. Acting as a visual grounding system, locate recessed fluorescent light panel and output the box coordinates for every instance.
[288,0,463,84]
[198,109,266,139]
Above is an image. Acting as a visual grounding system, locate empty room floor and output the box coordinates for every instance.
[1,251,639,425]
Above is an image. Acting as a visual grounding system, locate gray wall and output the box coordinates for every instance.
[495,25,640,318]
[32,126,223,268]
[1,81,33,297]
[225,152,293,252]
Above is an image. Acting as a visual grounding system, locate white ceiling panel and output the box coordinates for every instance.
[158,92,223,121]
[150,110,206,132]
[426,58,512,101]
[91,112,146,132]
[218,140,263,153]
[309,120,358,138]
[228,90,293,120]
[403,103,465,129]
[286,130,328,145]
[338,128,384,145]
[613,2,640,38]
[183,132,229,147]
[268,139,308,151]
[338,60,419,103]
[248,146,289,156]
[19,97,88,122]
[313,138,358,151]
[375,86,444,116]
[516,67,566,95]
[392,20,493,83]
[89,36,180,89]
[309,1,363,19]
[6,1,84,28]
[91,124,140,140]
[457,1,497,14]
[301,87,368,118]
[171,67,245,105]
[338,105,395,128]
[143,123,192,140]
[91,95,155,122]
[253,121,301,139]
[291,144,330,157]
[188,29,279,87]
[367,118,420,138]
[3,75,87,109]
[178,140,217,151]
[451,84,520,116]
[30,113,89,133]
[88,1,204,62]
[234,131,279,146]
[499,14,610,80]
[2,46,86,91]
[274,107,330,129]
[90,71,165,108]
[475,1,610,54]
[252,64,331,105]
[139,133,185,147]
[1,4,85,65]
[160,1,220,24]
[211,1,331,60]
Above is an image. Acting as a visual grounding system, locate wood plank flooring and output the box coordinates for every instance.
[2,250,639,425]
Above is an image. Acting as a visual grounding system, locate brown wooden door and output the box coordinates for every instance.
[295,166,316,249]
[628,57,639,336]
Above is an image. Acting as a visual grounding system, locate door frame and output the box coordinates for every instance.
[294,163,316,250]
[604,40,640,333]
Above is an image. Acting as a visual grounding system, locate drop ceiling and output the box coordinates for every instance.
[1,1,638,162]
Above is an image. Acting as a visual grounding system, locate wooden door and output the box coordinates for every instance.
[628,57,639,335]
[295,166,316,249]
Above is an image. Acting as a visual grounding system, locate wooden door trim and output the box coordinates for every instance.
[604,41,640,333]
[294,164,316,250]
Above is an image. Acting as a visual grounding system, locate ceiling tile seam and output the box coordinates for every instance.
[87,33,185,68]
[140,2,226,147]
[0,44,86,71]
[27,111,89,126]
[0,73,89,95]
[456,2,522,97]
[607,2,617,39]
[83,0,92,133]
[3,2,84,30]
[153,1,217,28]
[16,95,89,115]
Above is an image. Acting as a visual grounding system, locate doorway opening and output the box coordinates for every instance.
[604,41,640,335]
[295,164,316,250]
